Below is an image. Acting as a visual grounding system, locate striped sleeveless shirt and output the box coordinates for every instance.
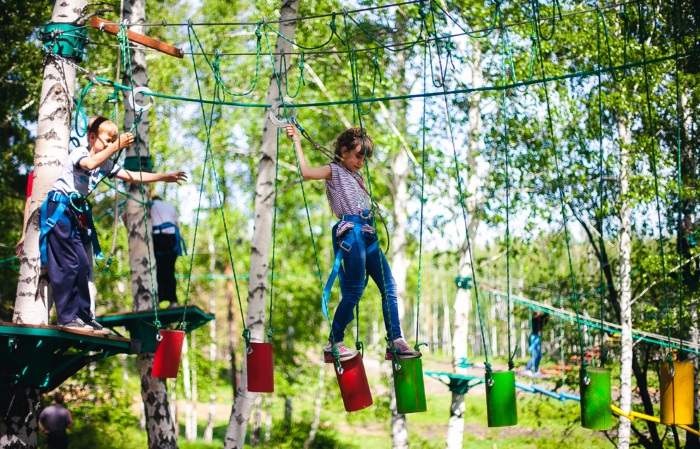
[326,162,374,236]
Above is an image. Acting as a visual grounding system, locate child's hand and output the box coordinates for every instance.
[285,124,298,141]
[164,171,188,184]
[117,132,135,150]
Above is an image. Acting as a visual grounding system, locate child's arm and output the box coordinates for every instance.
[115,170,188,184]
[286,125,331,180]
[79,133,135,170]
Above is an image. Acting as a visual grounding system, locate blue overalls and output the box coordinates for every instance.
[322,211,402,343]
[39,192,101,325]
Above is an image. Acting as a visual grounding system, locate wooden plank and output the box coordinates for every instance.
[90,17,183,59]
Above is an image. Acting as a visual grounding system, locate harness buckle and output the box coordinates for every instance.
[359,209,373,220]
[339,240,352,252]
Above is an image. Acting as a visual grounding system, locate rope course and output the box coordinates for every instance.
[21,0,699,420]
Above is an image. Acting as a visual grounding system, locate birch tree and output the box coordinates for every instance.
[224,1,300,447]
[617,112,633,449]
[4,1,86,447]
[121,0,177,447]
[446,40,484,449]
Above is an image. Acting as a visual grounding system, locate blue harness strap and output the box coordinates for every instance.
[152,222,187,256]
[321,214,378,320]
[39,191,102,264]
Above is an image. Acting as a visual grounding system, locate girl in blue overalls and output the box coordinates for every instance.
[286,124,420,362]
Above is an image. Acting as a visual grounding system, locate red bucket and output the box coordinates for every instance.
[247,342,274,393]
[152,329,185,378]
[335,355,373,412]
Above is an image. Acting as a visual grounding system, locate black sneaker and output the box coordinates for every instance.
[86,319,111,336]
[60,318,94,331]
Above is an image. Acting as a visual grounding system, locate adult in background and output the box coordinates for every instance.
[38,392,73,449]
[151,195,185,308]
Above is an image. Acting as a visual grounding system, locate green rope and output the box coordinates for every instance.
[428,1,490,374]
[267,129,282,342]
[262,14,340,51]
[413,35,429,353]
[673,0,685,357]
[110,48,698,111]
[498,7,517,371]
[119,21,160,329]
[595,9,608,367]
[530,0,588,380]
[261,25,328,361]
[187,26,249,339]
[189,24,263,97]
[636,0,673,363]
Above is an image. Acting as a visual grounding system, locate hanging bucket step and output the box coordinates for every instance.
[152,329,185,378]
[335,355,373,412]
[580,367,612,430]
[486,370,517,427]
[247,342,274,393]
[660,361,694,425]
[392,358,427,414]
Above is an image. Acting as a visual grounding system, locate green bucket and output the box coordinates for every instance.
[486,370,518,427]
[580,367,612,430]
[393,358,427,414]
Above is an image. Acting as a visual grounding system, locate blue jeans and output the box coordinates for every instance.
[526,334,542,372]
[330,223,402,343]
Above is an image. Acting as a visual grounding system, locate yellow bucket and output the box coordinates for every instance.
[659,361,694,425]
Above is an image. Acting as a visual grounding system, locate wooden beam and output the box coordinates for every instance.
[90,17,183,59]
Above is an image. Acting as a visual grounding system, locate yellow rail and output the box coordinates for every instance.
[610,405,700,436]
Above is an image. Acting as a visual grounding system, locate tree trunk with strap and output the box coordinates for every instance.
[223,1,300,447]
[121,1,177,448]
[5,1,86,447]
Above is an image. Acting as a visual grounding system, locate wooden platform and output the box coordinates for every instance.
[0,321,135,392]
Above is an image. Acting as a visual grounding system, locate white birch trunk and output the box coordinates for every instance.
[617,113,633,449]
[446,41,483,449]
[121,1,177,447]
[13,0,85,325]
[204,233,217,442]
[385,10,411,446]
[303,363,325,449]
[182,336,194,441]
[5,2,86,447]
[224,2,300,447]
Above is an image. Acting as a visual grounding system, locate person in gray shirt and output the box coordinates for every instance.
[38,392,73,449]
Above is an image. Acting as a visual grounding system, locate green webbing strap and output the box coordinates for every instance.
[530,0,587,381]
[636,0,673,365]
[187,26,248,340]
[428,1,491,376]
[119,21,160,331]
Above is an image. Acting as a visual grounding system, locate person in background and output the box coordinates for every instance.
[524,311,549,377]
[38,392,73,449]
[151,195,185,308]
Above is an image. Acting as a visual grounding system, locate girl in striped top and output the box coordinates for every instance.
[286,124,420,362]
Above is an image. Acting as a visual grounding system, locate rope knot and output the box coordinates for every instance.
[242,328,251,349]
